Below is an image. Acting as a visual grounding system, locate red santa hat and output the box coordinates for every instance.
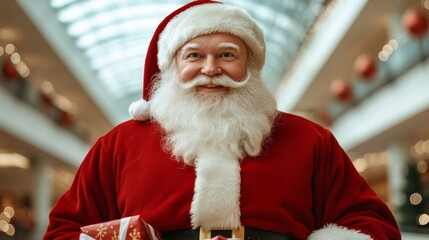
[129,0,266,121]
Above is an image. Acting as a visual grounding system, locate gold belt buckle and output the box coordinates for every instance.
[199,226,245,240]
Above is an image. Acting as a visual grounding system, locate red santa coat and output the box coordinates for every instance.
[44,113,400,240]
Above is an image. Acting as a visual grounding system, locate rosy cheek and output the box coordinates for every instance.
[179,66,197,83]
[229,66,247,81]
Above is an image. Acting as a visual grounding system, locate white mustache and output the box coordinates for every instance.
[177,72,250,90]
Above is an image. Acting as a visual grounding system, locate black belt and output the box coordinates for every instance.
[162,227,298,240]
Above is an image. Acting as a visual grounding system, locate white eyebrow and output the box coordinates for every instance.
[217,42,241,51]
[178,42,201,59]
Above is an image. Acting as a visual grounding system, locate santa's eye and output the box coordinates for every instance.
[220,52,235,58]
[186,52,201,59]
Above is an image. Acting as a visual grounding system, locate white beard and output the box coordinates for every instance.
[149,66,278,165]
[149,66,277,229]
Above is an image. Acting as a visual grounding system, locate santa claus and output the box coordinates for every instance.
[44,1,400,240]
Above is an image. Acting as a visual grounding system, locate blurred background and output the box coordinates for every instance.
[0,0,428,239]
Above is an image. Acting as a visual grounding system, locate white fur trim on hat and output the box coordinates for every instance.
[190,151,241,230]
[128,99,150,121]
[158,3,265,72]
[308,224,373,240]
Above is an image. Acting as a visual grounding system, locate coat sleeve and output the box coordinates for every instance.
[308,129,401,240]
[43,137,120,240]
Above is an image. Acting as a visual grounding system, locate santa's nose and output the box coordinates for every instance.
[201,56,222,76]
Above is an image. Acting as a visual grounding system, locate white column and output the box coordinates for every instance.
[387,143,409,214]
[33,160,52,240]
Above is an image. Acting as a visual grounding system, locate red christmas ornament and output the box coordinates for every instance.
[354,54,377,80]
[319,111,333,126]
[330,78,352,102]
[59,110,74,127]
[40,91,53,107]
[2,59,19,80]
[402,8,429,38]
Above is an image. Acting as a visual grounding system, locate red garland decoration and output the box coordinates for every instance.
[354,54,377,81]
[319,111,333,126]
[330,78,352,102]
[2,59,19,80]
[59,110,74,127]
[402,8,429,38]
[40,91,53,107]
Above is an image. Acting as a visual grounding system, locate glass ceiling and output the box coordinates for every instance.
[39,0,327,123]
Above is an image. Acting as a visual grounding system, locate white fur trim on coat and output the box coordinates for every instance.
[158,3,265,72]
[308,224,373,240]
[128,99,150,121]
[190,151,241,230]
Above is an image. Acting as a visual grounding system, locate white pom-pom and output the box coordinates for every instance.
[128,99,150,121]
[308,224,373,240]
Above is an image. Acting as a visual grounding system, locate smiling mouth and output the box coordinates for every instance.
[196,84,228,92]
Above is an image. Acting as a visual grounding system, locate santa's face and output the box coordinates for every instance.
[150,32,277,165]
[175,33,248,95]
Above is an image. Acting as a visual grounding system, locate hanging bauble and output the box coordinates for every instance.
[40,91,53,108]
[2,59,19,80]
[319,111,333,126]
[354,54,377,81]
[330,78,352,102]
[402,8,429,38]
[59,110,74,127]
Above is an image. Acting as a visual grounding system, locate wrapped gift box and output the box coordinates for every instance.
[80,215,162,240]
